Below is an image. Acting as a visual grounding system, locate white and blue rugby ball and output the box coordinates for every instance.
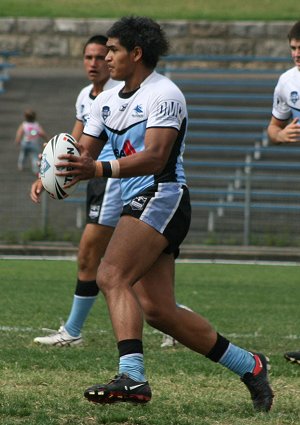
[40,133,80,200]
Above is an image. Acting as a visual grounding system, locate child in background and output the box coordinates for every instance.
[15,108,48,175]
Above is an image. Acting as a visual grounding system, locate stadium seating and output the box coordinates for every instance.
[0,49,19,94]
[65,54,300,246]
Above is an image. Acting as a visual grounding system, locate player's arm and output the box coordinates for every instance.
[56,126,178,184]
[30,178,44,203]
[71,120,84,141]
[267,116,300,144]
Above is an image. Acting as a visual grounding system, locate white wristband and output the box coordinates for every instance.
[110,160,120,178]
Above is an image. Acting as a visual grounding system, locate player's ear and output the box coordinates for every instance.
[132,46,143,63]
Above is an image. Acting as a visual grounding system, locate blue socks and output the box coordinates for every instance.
[119,353,146,382]
[64,294,97,337]
[118,339,146,382]
[218,343,256,377]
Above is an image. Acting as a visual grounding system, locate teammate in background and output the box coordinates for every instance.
[267,21,300,145]
[267,21,300,365]
[57,16,274,411]
[15,108,48,175]
[31,35,121,346]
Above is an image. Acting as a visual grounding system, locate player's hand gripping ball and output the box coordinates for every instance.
[39,133,80,199]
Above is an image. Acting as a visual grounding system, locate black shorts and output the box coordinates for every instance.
[86,177,123,227]
[121,183,191,257]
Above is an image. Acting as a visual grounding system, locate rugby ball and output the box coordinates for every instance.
[39,133,80,200]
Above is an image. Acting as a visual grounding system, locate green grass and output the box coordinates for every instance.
[0,0,299,20]
[0,259,300,424]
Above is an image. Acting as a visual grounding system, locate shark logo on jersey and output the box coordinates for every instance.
[102,106,111,120]
[132,104,144,117]
[130,196,147,210]
[119,103,128,111]
[290,91,299,104]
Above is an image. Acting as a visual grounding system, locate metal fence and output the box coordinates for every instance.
[2,54,300,247]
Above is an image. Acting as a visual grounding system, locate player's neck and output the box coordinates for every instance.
[122,68,153,93]
[92,78,110,96]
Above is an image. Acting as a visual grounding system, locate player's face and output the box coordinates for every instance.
[83,43,110,84]
[105,38,137,81]
[290,39,300,69]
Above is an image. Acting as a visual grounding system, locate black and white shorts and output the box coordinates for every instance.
[86,177,122,227]
[121,183,191,256]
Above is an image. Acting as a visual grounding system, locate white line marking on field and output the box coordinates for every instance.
[178,259,300,266]
[1,326,299,341]
[1,255,300,266]
[0,255,77,261]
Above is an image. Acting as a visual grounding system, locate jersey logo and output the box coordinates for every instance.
[290,91,299,104]
[123,140,136,156]
[132,104,144,117]
[119,103,128,111]
[157,100,182,118]
[130,196,147,210]
[113,140,136,158]
[102,105,111,120]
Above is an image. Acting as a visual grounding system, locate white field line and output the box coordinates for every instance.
[1,255,300,266]
[0,325,299,341]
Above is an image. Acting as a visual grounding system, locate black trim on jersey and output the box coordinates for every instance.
[153,117,187,184]
[271,114,290,121]
[119,87,140,99]
[89,89,97,101]
[291,105,300,112]
[82,130,108,142]
[104,119,148,136]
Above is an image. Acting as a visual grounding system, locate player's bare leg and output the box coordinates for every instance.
[97,215,168,341]
[34,223,114,346]
[78,223,114,280]
[84,215,273,410]
[135,254,217,354]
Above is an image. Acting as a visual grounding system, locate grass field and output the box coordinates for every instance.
[0,0,299,20]
[1,259,300,424]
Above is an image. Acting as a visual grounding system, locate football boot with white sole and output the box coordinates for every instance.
[34,325,83,347]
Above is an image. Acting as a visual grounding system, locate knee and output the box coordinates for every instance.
[96,262,120,295]
[77,244,99,276]
[142,302,168,331]
[77,252,88,273]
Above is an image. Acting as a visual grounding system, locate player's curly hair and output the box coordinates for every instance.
[288,21,300,41]
[107,16,169,68]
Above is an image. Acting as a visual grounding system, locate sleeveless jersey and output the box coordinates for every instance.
[84,71,188,204]
[75,79,121,161]
[271,66,300,121]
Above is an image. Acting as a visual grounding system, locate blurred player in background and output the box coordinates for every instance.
[57,16,274,411]
[15,108,48,175]
[31,35,121,346]
[267,20,300,365]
